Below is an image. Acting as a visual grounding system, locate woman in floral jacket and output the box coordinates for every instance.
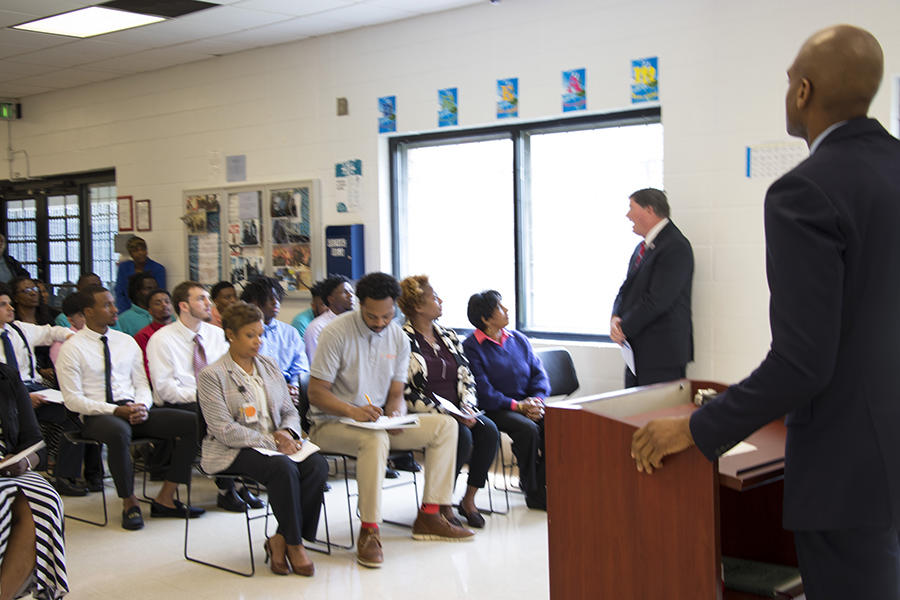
[399,275,498,529]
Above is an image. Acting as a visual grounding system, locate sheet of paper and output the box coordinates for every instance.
[253,440,320,463]
[621,341,636,375]
[32,388,63,404]
[0,440,46,470]
[339,415,420,430]
[722,441,757,457]
[432,394,485,418]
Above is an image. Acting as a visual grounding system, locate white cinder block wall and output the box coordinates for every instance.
[5,0,899,395]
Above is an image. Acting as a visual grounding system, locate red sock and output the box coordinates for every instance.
[421,503,440,514]
[361,521,379,531]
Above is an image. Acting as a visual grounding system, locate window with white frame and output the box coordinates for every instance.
[392,109,662,339]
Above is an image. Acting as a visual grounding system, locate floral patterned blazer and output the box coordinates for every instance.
[401,320,477,414]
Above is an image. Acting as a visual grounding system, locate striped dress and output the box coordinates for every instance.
[0,433,68,600]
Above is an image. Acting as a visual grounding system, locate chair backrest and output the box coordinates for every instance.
[297,370,311,433]
[535,347,579,398]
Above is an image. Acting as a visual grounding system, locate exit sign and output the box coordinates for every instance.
[0,102,21,120]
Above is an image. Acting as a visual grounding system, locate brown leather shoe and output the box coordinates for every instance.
[412,510,475,541]
[264,535,290,576]
[357,526,383,568]
[440,504,463,527]
[286,544,315,577]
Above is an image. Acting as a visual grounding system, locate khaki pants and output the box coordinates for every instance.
[310,413,458,523]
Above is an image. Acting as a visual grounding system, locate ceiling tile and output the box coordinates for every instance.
[0,28,77,52]
[231,0,357,17]
[0,61,61,81]
[0,82,58,97]
[8,39,144,68]
[14,67,124,89]
[87,46,214,72]
[369,0,482,14]
[0,1,94,15]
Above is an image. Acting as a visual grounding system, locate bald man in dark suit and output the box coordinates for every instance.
[632,25,900,599]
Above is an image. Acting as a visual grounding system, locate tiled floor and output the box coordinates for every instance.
[57,468,550,600]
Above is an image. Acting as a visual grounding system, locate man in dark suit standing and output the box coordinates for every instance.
[631,25,900,599]
[610,188,693,388]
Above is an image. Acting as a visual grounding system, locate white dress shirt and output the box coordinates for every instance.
[56,326,152,415]
[0,321,72,384]
[146,319,228,406]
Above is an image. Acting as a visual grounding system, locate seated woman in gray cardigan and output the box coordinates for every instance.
[197,302,328,577]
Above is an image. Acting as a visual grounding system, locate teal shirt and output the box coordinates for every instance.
[291,308,316,338]
[116,304,153,336]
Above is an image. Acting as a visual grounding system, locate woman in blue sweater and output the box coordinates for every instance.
[462,290,550,510]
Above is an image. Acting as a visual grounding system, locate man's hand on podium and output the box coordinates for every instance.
[631,416,695,474]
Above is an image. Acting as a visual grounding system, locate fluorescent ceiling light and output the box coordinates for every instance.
[12,6,165,38]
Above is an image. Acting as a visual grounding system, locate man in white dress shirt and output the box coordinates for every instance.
[56,286,204,530]
[146,281,263,512]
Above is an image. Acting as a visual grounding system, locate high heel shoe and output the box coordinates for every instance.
[286,544,315,577]
[264,536,290,575]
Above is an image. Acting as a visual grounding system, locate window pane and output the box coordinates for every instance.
[89,183,118,287]
[526,123,663,335]
[401,138,516,329]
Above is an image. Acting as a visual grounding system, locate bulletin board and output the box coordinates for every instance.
[183,180,321,295]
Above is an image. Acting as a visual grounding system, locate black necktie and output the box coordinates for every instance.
[100,335,114,404]
[1,330,19,375]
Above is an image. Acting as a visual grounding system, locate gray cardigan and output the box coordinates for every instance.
[197,352,302,474]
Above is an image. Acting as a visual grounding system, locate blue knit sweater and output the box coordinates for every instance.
[462,329,550,412]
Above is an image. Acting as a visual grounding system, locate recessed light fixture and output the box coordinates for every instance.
[12,6,165,38]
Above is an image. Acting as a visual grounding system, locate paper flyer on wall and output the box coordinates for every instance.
[497,78,518,119]
[562,68,586,112]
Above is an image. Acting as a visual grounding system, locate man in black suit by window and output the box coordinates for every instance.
[610,188,693,388]
[632,25,900,599]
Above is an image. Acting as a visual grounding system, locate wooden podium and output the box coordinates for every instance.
[545,380,796,600]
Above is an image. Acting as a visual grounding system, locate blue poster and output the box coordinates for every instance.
[631,57,659,103]
[378,95,396,133]
[497,78,518,119]
[562,68,586,112]
[438,87,458,127]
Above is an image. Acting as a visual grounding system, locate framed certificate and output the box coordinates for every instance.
[117,195,133,231]
[135,199,151,231]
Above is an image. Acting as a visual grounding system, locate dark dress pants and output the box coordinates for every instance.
[794,527,900,600]
[455,416,499,489]
[624,365,686,388]
[223,448,328,545]
[485,409,545,503]
[80,408,197,498]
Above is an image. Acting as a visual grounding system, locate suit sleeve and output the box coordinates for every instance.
[619,238,694,339]
[197,367,276,450]
[691,173,844,458]
[10,367,43,450]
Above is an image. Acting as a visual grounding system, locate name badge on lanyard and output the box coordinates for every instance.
[241,402,259,424]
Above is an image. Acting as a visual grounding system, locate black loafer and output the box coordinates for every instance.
[525,495,547,511]
[122,506,144,530]
[391,453,421,473]
[385,468,400,479]
[458,506,486,529]
[237,486,265,509]
[54,477,88,497]
[151,499,206,519]
[85,476,104,493]
[216,489,248,513]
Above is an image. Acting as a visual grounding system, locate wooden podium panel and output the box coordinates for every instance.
[545,380,792,600]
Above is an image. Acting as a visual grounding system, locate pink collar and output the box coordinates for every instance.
[474,328,509,346]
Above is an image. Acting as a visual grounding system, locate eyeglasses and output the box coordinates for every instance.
[16,286,39,294]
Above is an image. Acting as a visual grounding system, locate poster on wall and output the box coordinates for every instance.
[378,95,396,133]
[229,247,264,284]
[184,192,222,284]
[335,160,362,214]
[631,57,659,103]
[562,68,586,112]
[270,186,312,291]
[438,87,458,127]
[497,78,518,119]
[229,191,262,247]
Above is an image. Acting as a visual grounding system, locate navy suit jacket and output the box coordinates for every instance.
[612,221,694,372]
[691,118,900,531]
